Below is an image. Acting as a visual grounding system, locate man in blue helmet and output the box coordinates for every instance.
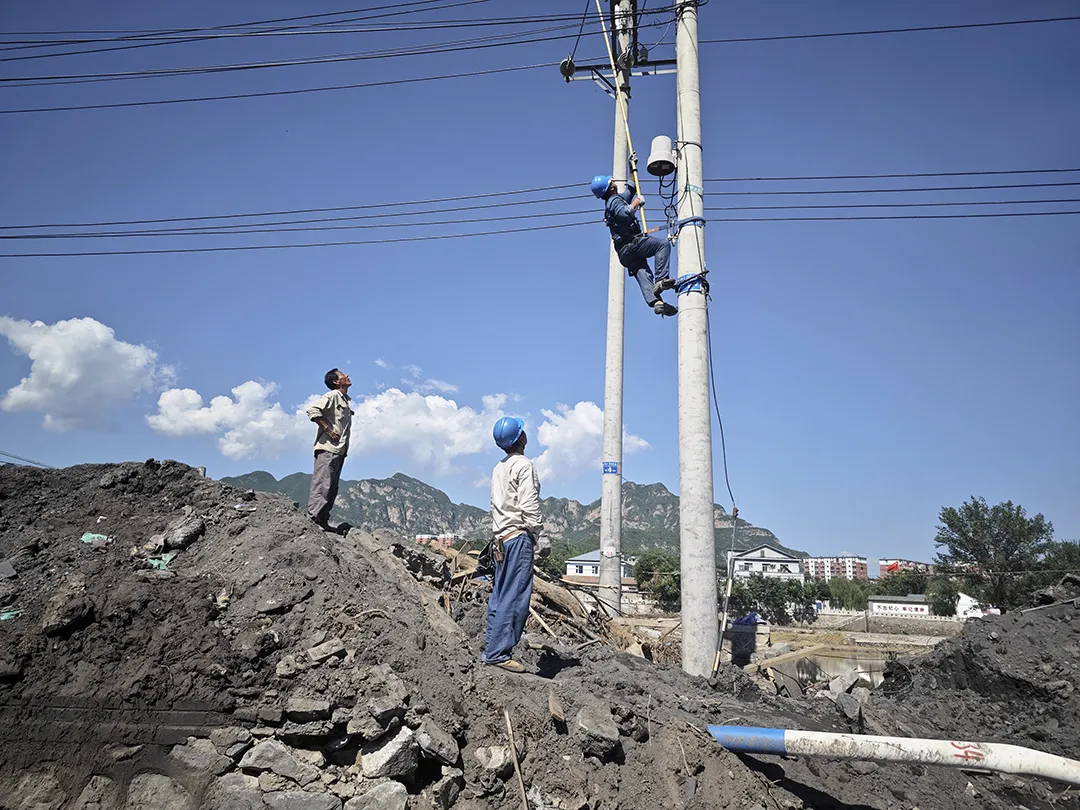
[481,416,549,673]
[591,174,677,317]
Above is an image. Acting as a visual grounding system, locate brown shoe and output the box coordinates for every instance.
[491,659,525,673]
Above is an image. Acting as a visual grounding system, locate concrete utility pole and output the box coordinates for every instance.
[597,0,636,616]
[674,0,718,677]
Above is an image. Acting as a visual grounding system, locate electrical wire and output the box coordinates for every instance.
[698,15,1080,45]
[0,220,598,258]
[0,61,554,115]
[0,0,492,61]
[0,184,582,230]
[0,450,55,469]
[706,167,1080,182]
[568,0,594,61]
[707,180,1080,196]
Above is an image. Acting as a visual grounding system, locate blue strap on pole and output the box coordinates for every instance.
[676,272,709,296]
[707,726,788,755]
[676,215,706,232]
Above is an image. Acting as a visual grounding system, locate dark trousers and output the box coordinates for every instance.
[481,534,535,664]
[619,234,672,305]
[308,450,345,523]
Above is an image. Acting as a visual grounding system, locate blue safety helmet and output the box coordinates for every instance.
[492,416,525,450]
[590,175,613,199]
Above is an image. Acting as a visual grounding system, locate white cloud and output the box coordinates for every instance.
[413,378,459,395]
[147,380,508,472]
[0,316,174,431]
[350,389,504,473]
[404,364,422,379]
[533,401,649,482]
[374,358,388,368]
[147,381,309,459]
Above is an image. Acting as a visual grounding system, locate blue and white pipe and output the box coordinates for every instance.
[707,726,1080,787]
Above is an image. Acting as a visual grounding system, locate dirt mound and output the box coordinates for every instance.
[0,462,1074,810]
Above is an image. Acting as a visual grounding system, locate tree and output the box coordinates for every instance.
[876,569,928,597]
[926,578,960,616]
[828,577,868,610]
[934,497,1054,611]
[725,574,815,625]
[634,550,681,611]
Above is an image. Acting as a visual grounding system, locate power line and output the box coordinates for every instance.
[0,61,554,115]
[0,184,582,230]
[10,198,1078,241]
[2,209,1078,259]
[0,450,54,469]
[698,15,1080,45]
[0,220,597,258]
[707,181,1080,196]
[0,20,645,88]
[706,167,1080,182]
[0,0,491,62]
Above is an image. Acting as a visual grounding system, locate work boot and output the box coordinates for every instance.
[491,659,526,673]
[653,301,678,317]
[653,277,676,297]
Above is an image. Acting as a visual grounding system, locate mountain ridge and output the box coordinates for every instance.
[221,470,806,561]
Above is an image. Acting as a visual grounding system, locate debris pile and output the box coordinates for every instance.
[0,461,1076,810]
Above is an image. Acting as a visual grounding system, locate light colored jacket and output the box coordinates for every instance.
[490,453,545,546]
[306,390,352,455]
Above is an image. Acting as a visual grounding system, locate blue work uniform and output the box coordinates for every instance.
[604,181,672,305]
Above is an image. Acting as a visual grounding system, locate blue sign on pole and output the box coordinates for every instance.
[603,462,619,475]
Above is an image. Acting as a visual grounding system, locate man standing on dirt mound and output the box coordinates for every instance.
[305,368,353,533]
[481,417,549,673]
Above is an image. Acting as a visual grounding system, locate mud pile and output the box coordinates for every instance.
[0,461,1075,810]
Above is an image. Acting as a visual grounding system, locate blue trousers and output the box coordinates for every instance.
[618,234,671,305]
[481,534,534,664]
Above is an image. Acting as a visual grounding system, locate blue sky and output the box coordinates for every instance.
[1,0,1077,569]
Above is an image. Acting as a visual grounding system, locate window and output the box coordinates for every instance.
[780,565,791,573]
[738,563,751,571]
[591,566,599,575]
[575,565,584,574]
[762,563,775,572]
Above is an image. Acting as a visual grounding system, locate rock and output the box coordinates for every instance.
[239,740,320,786]
[170,738,232,775]
[232,706,260,724]
[851,686,871,706]
[416,717,460,766]
[256,587,313,615]
[432,767,465,809]
[848,760,879,776]
[264,792,342,810]
[204,773,263,810]
[9,772,66,810]
[41,593,95,637]
[0,559,16,579]
[366,664,410,704]
[210,726,252,751]
[277,720,336,739]
[829,671,860,695]
[344,781,408,810]
[368,695,406,725]
[836,693,862,722]
[276,656,303,678]
[0,657,25,683]
[126,774,193,810]
[574,704,621,760]
[287,696,332,722]
[226,741,252,760]
[71,775,117,810]
[258,773,293,793]
[259,706,285,725]
[348,712,398,741]
[108,744,143,761]
[0,579,18,607]
[308,637,347,663]
[161,515,206,550]
[361,726,419,779]
[474,746,514,779]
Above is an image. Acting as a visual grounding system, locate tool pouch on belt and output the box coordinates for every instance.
[476,538,502,577]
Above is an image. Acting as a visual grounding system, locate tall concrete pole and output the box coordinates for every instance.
[598,0,635,615]
[674,0,718,677]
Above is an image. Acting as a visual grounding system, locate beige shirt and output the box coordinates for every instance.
[490,453,544,543]
[306,390,352,455]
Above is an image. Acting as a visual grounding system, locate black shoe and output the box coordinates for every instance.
[653,278,676,297]
[310,516,333,531]
[653,301,678,317]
